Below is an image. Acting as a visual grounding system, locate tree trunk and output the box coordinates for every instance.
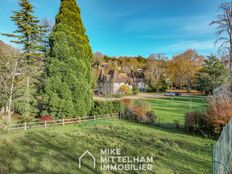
[7,61,18,124]
[26,76,30,118]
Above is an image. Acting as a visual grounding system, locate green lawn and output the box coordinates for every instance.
[148,96,208,125]
[0,119,214,174]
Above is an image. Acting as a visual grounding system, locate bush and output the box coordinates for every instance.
[90,100,122,116]
[118,84,132,95]
[112,93,123,98]
[40,115,53,122]
[206,91,232,135]
[121,99,156,124]
[184,111,209,135]
[132,86,139,95]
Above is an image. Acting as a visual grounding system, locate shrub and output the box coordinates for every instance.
[118,84,132,95]
[90,100,122,116]
[40,115,53,122]
[112,93,123,98]
[122,99,156,124]
[132,86,139,95]
[184,89,232,137]
[206,91,232,135]
[184,111,209,135]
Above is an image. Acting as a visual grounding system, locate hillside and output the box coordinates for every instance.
[0,119,214,174]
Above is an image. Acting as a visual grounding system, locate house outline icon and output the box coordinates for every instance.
[79,151,96,168]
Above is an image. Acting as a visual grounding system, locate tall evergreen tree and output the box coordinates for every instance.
[3,0,43,60]
[2,0,43,119]
[42,0,93,118]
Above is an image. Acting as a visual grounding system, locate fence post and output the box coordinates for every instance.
[24,122,27,131]
[63,118,65,126]
[45,121,47,129]
[94,115,96,120]
[79,117,81,123]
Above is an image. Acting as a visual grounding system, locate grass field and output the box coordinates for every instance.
[0,119,214,174]
[148,96,208,125]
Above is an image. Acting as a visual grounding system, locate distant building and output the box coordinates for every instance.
[131,69,146,92]
[97,67,146,95]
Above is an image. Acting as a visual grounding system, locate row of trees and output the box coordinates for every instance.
[93,49,229,93]
[0,0,93,123]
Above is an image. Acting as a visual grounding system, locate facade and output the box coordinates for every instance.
[97,67,146,95]
[131,69,146,92]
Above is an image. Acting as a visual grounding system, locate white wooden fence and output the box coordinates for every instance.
[6,113,119,131]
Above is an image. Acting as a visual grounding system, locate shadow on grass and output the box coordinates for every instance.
[0,130,102,174]
[0,119,213,174]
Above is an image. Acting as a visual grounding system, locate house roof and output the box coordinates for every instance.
[98,68,133,83]
[131,70,144,79]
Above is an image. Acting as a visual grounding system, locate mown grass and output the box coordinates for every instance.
[148,96,208,125]
[0,119,213,174]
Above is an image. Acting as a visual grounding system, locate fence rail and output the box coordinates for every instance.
[6,113,119,131]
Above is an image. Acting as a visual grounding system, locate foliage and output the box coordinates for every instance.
[92,51,104,67]
[132,86,139,95]
[42,0,93,118]
[0,42,21,124]
[168,49,204,90]
[112,93,123,98]
[1,0,44,120]
[144,54,168,92]
[2,0,43,56]
[184,111,211,136]
[118,84,132,95]
[40,18,54,53]
[40,115,53,122]
[196,55,229,94]
[122,99,156,124]
[184,91,232,137]
[90,100,122,116]
[206,90,232,135]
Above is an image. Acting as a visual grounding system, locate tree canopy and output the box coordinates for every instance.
[42,0,93,118]
[196,55,229,94]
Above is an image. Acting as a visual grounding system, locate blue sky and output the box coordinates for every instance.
[0,0,225,58]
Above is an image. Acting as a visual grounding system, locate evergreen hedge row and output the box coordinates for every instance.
[90,101,122,116]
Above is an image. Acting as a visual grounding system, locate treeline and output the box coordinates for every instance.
[93,50,229,93]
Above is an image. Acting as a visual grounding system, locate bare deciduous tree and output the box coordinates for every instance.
[0,43,21,124]
[211,2,232,88]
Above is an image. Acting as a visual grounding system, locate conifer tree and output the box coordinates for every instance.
[2,0,43,119]
[3,0,43,60]
[43,0,93,118]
